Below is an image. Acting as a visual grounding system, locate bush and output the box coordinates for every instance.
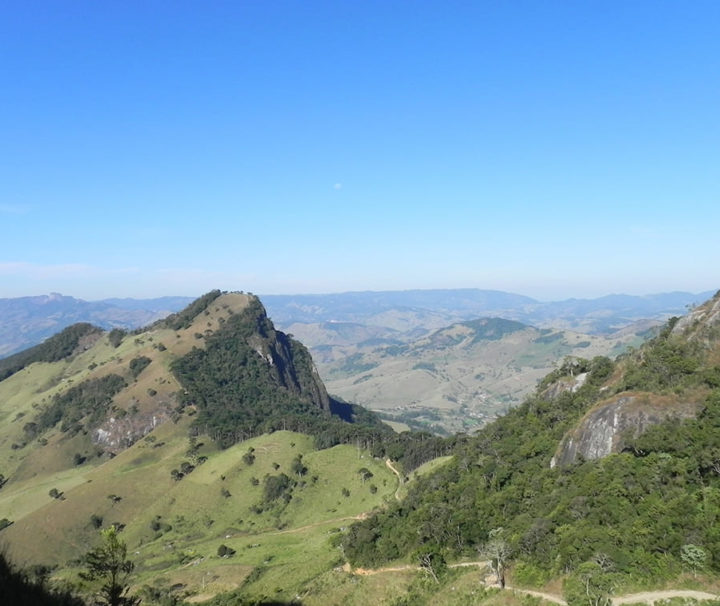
[129,356,152,379]
[217,544,236,558]
[242,449,255,466]
[108,329,126,348]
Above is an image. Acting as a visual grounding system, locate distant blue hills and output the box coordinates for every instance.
[0,288,714,358]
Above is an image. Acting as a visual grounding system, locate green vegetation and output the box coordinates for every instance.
[128,356,151,379]
[3,290,720,604]
[171,297,333,446]
[464,317,527,342]
[0,323,101,381]
[344,314,720,592]
[161,289,222,330]
[330,353,379,376]
[36,374,127,434]
[80,525,139,606]
[169,296,448,473]
[107,329,126,348]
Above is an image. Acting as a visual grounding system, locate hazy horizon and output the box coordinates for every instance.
[4,285,716,307]
[2,2,718,301]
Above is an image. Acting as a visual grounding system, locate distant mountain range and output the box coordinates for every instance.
[0,288,713,358]
[263,288,716,334]
[0,294,194,357]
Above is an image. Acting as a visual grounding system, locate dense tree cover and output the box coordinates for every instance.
[0,322,101,381]
[36,374,127,434]
[171,299,335,447]
[0,552,84,606]
[343,316,720,588]
[463,317,527,343]
[160,289,222,330]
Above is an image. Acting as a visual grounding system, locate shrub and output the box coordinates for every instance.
[217,544,236,558]
[108,329,126,348]
[129,356,152,379]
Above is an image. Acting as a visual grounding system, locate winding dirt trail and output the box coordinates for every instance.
[506,587,565,604]
[612,590,719,605]
[385,458,403,501]
[269,514,366,536]
[343,561,718,606]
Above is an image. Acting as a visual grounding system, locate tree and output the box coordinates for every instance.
[107,329,126,348]
[681,544,708,577]
[480,528,511,588]
[564,561,616,606]
[80,526,139,606]
[242,448,255,465]
[291,455,307,477]
[217,544,236,558]
[358,467,373,484]
[417,549,446,583]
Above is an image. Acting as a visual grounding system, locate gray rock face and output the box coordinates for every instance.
[551,394,699,467]
[672,291,720,337]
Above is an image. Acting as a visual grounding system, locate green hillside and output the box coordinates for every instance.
[343,292,720,600]
[0,291,451,604]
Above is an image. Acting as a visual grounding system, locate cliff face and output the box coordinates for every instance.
[244,302,331,412]
[550,291,720,467]
[551,393,701,467]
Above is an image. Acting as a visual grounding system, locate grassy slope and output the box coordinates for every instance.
[0,293,252,479]
[1,424,397,602]
[0,292,399,601]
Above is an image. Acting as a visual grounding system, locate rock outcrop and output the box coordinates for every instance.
[551,393,701,467]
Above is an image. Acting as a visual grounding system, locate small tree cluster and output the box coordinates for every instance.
[217,544,236,558]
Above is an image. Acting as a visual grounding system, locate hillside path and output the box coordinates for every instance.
[612,590,719,605]
[269,515,366,536]
[344,560,488,577]
[507,587,567,605]
[343,563,718,606]
[385,459,403,501]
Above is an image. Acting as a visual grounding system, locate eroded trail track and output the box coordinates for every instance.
[343,562,718,605]
[385,458,403,501]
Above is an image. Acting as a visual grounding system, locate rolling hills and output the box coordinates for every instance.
[320,317,649,434]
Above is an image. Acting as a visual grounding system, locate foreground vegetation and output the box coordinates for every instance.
[343,304,720,601]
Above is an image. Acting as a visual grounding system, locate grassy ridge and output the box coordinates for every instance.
[0,323,102,382]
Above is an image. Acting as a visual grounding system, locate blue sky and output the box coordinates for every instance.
[2,1,718,301]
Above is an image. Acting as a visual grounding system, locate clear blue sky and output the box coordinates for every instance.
[2,1,718,301]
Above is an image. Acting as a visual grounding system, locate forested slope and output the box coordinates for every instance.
[344,291,720,594]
